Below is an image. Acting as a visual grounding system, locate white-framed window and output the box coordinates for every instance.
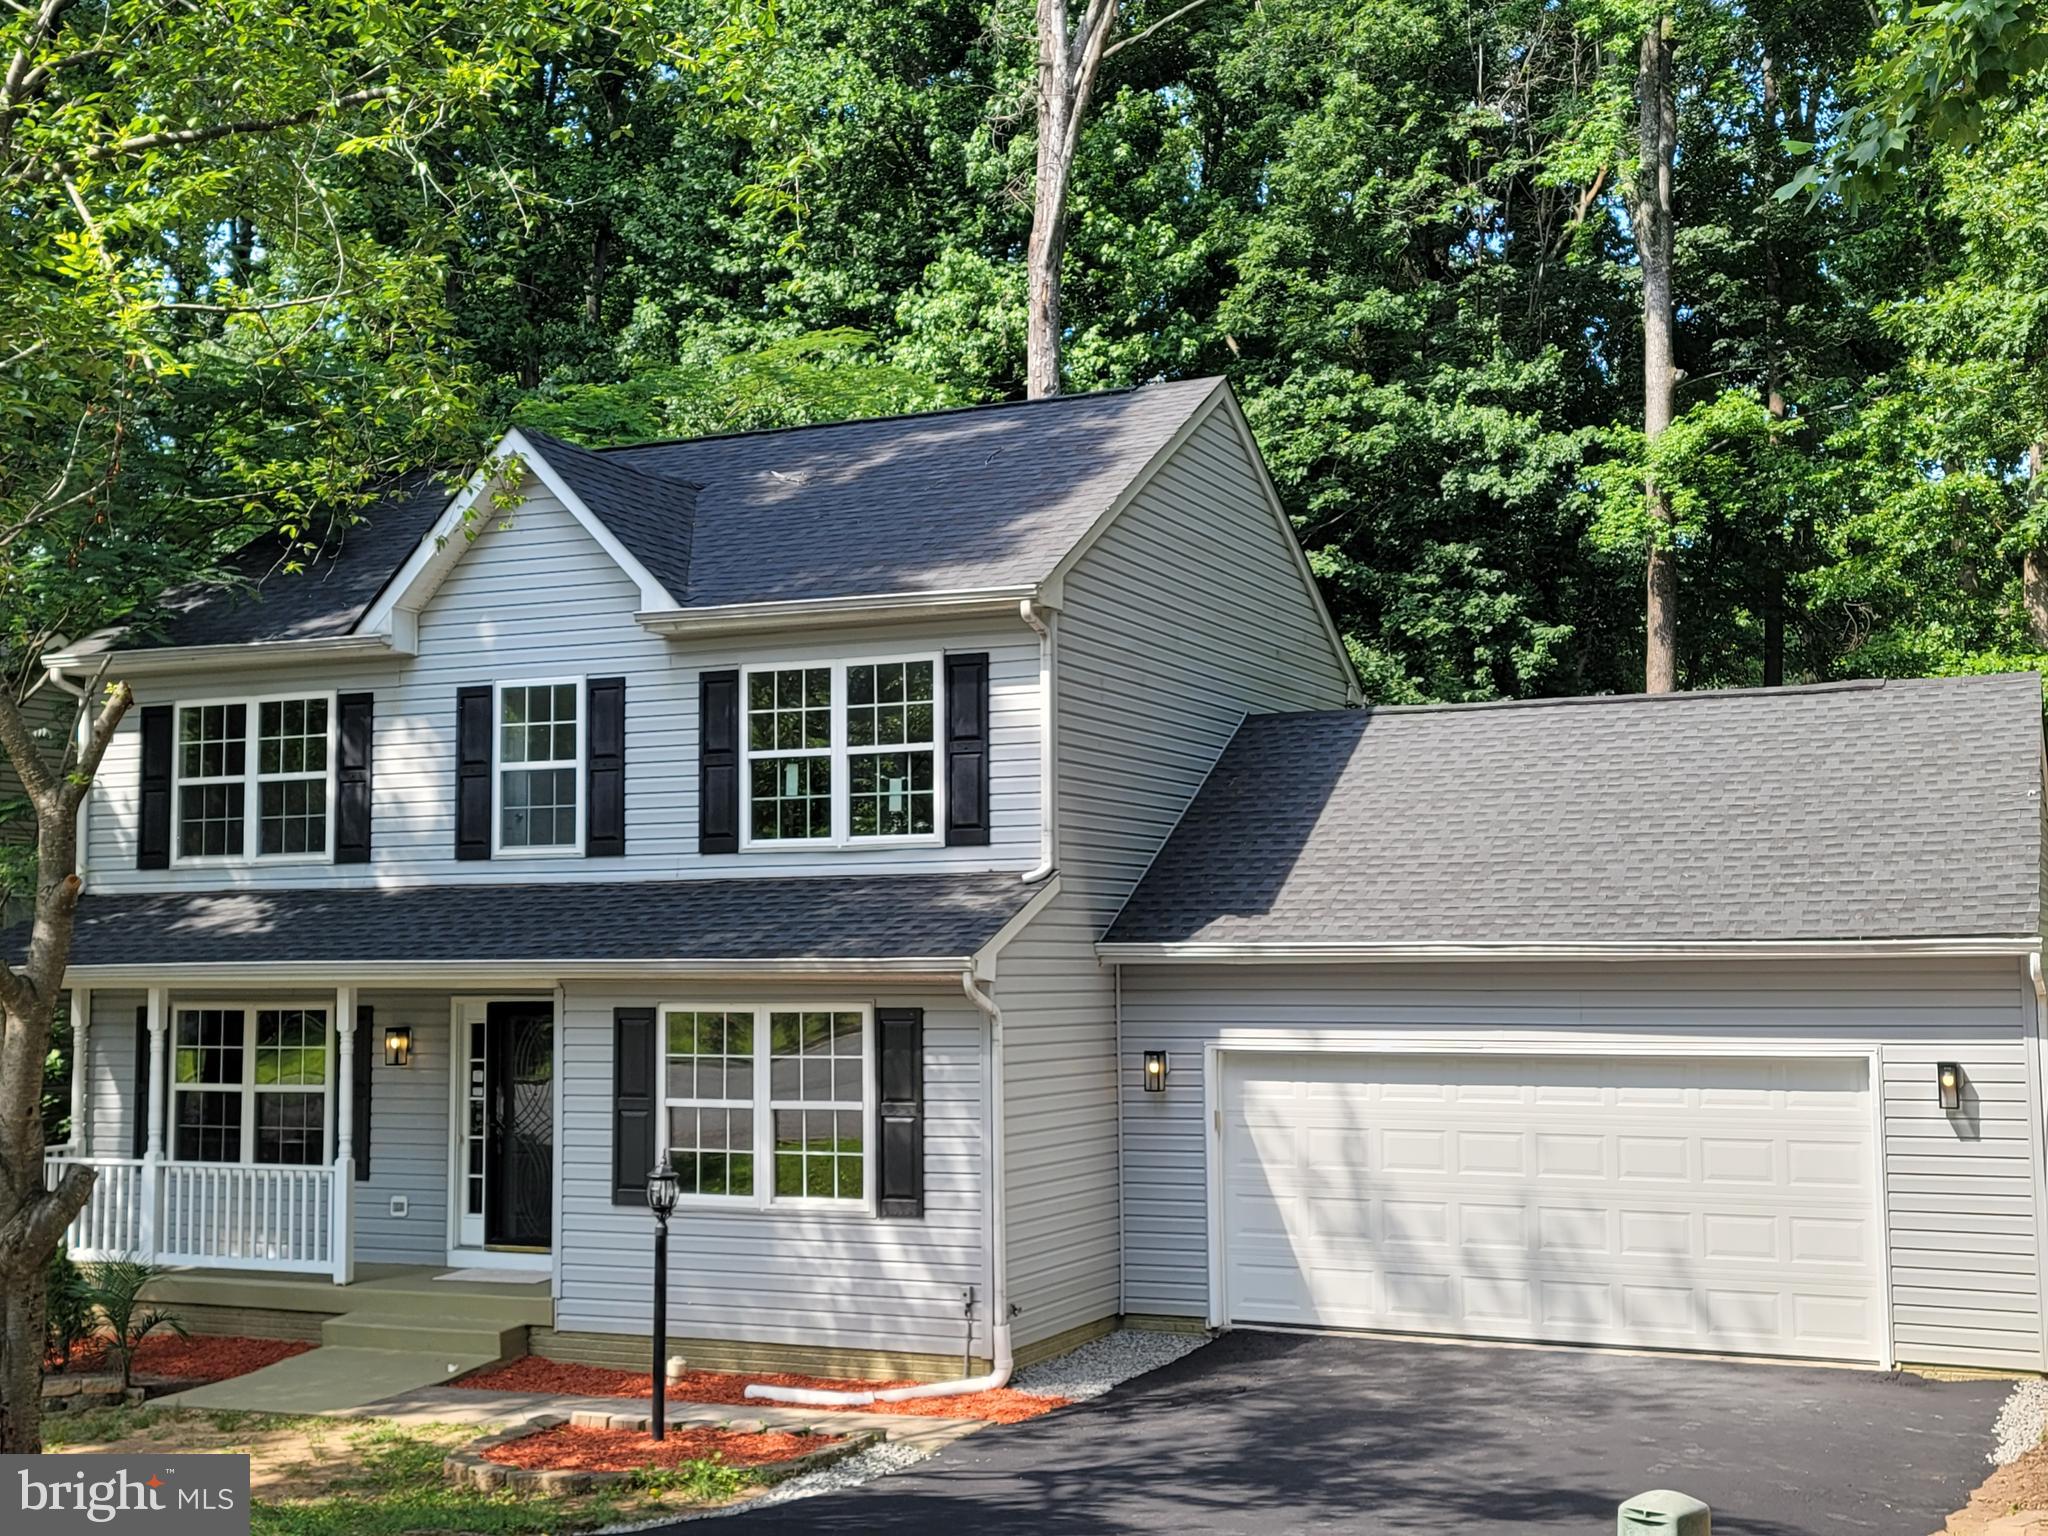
[740,656,942,848]
[495,678,583,854]
[657,1004,873,1210]
[173,694,335,863]
[170,1004,333,1166]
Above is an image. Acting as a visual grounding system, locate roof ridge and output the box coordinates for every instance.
[589,378,1215,456]
[1241,673,2042,725]
[516,425,706,490]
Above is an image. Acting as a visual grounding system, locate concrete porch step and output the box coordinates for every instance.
[320,1312,527,1359]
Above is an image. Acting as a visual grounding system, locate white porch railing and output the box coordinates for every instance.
[44,1153,349,1280]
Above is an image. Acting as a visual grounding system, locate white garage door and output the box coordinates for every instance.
[1219,1052,1884,1361]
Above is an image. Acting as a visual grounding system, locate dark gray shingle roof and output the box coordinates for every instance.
[21,874,1035,969]
[134,476,448,650]
[520,428,698,602]
[123,381,1220,649]
[1106,674,2047,947]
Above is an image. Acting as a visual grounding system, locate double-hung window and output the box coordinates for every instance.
[496,680,582,853]
[741,657,940,847]
[173,695,334,862]
[658,1005,872,1209]
[170,1005,332,1166]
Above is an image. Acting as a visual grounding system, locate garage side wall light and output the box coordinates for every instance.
[1143,1050,1169,1093]
[383,1026,413,1068]
[1937,1061,1961,1111]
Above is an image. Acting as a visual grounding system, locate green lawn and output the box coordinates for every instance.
[45,1405,760,1535]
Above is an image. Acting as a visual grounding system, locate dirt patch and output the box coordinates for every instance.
[53,1334,312,1387]
[485,1424,843,1473]
[454,1356,1063,1424]
[54,1409,466,1498]
[1941,1442,2048,1534]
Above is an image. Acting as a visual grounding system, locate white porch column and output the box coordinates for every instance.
[331,986,357,1284]
[68,987,91,1155]
[139,987,166,1261]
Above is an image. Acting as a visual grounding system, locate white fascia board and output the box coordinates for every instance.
[62,957,973,988]
[637,586,1040,639]
[355,428,677,635]
[969,874,1063,984]
[1095,937,2047,964]
[43,633,399,678]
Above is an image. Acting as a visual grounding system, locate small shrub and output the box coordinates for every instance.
[44,1247,95,1372]
[83,1260,186,1391]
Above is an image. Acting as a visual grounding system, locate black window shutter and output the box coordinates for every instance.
[698,670,739,855]
[612,1007,656,1206]
[130,1005,149,1159]
[586,676,626,857]
[944,653,991,847]
[137,705,173,869]
[335,692,375,864]
[454,685,493,860]
[877,1007,924,1218]
[352,1005,374,1182]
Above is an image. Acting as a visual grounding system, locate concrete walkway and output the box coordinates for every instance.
[157,1346,498,1414]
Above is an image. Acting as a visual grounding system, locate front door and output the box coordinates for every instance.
[455,1000,554,1255]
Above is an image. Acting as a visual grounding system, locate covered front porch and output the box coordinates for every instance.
[44,984,559,1286]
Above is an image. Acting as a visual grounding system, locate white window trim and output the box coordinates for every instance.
[168,1001,335,1168]
[738,655,945,851]
[491,675,586,857]
[654,1002,876,1215]
[168,691,338,867]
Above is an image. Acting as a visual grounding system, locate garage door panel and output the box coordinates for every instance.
[1220,1052,1883,1361]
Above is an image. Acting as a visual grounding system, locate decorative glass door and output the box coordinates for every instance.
[455,1000,554,1253]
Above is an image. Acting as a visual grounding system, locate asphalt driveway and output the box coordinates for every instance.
[698,1330,2012,1535]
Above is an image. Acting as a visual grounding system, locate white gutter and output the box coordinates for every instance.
[43,633,401,678]
[636,587,1036,639]
[61,957,974,987]
[1096,937,2048,964]
[1019,598,1056,883]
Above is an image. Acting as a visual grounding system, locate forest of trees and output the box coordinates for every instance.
[8,0,2048,708]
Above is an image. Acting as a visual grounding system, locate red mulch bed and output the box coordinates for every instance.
[484,1424,843,1473]
[454,1356,1063,1424]
[50,1334,312,1385]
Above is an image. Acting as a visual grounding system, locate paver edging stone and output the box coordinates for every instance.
[442,1412,875,1496]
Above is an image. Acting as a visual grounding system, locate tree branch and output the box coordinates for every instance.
[0,686,56,812]
[59,677,128,815]
[1102,0,1214,60]
[80,84,400,164]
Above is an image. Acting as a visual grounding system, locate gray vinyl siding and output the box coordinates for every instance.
[353,995,450,1265]
[81,479,1043,892]
[997,406,1353,1350]
[1117,957,2047,1372]
[554,982,993,1360]
[74,989,449,1266]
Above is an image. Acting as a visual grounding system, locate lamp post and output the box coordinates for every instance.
[645,1161,680,1442]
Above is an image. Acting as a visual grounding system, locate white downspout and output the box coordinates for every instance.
[1019,598,1055,884]
[745,970,1015,1406]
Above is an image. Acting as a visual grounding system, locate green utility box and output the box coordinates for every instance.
[1618,1489,1711,1535]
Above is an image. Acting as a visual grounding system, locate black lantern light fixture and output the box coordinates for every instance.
[645,1161,681,1441]
[1937,1062,1962,1111]
[383,1026,413,1068]
[1143,1050,1169,1093]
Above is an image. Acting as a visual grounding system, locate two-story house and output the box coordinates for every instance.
[17,377,2048,1384]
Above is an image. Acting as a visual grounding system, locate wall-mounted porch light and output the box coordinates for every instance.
[384,1026,413,1068]
[1937,1061,1961,1111]
[1142,1050,1170,1093]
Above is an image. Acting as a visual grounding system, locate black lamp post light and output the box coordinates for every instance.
[646,1160,681,1441]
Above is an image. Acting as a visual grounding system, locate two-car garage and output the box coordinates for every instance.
[1215,1050,1886,1362]
[1100,676,2048,1372]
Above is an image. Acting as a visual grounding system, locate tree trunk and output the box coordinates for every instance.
[2028,443,2048,649]
[0,681,131,1452]
[1028,0,1084,399]
[1638,16,1679,694]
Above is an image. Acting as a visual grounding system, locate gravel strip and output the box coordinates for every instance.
[1012,1328,1209,1401]
[732,1436,932,1511]
[1991,1381,2048,1466]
